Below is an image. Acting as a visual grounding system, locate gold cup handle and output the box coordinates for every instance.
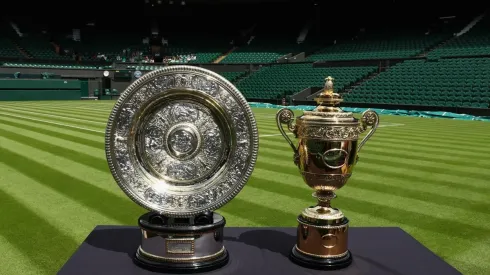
[357,110,380,153]
[275,108,299,164]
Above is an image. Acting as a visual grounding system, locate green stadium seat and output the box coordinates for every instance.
[306,24,461,62]
[236,63,377,100]
[428,16,490,59]
[346,58,490,108]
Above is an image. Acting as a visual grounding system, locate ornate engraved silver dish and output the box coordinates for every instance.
[105,65,258,272]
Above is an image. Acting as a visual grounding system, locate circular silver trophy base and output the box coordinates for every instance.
[134,212,228,273]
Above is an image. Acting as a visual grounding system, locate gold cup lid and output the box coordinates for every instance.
[301,76,357,123]
[314,76,343,111]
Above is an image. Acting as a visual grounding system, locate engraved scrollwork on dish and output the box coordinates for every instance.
[141,101,224,182]
[105,66,258,217]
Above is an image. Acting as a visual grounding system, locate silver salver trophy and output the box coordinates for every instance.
[105,65,259,272]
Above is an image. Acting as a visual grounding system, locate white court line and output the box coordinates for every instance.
[0,112,291,138]
[73,106,112,112]
[0,112,105,134]
[2,106,405,128]
[1,105,406,128]
[0,109,404,140]
[379,123,405,127]
[10,104,111,115]
[259,133,292,137]
[0,108,107,125]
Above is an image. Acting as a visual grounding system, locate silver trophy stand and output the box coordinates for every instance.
[105,65,258,273]
[133,212,229,273]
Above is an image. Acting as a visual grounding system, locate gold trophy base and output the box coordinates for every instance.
[290,203,353,270]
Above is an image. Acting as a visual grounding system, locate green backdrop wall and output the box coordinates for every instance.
[0,79,82,101]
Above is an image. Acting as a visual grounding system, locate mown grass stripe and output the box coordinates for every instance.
[250,165,490,228]
[362,145,489,169]
[0,117,103,149]
[0,187,79,274]
[452,237,490,275]
[0,137,119,196]
[373,129,490,144]
[0,163,121,240]
[0,101,487,275]
[0,126,106,172]
[257,141,490,169]
[247,167,488,240]
[0,235,40,275]
[4,105,110,122]
[0,101,111,110]
[361,140,489,159]
[0,146,145,226]
[355,161,490,193]
[0,112,104,135]
[342,185,490,230]
[361,153,490,179]
[0,109,105,128]
[259,134,490,155]
[349,177,490,216]
[221,197,298,227]
[0,107,106,125]
[350,171,490,203]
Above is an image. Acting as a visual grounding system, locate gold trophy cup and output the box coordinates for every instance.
[276,76,379,270]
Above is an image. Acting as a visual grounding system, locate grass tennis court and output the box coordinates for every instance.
[0,100,489,275]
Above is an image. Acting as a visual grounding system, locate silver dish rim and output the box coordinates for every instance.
[104,65,259,217]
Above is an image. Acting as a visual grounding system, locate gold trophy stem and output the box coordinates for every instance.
[313,191,337,208]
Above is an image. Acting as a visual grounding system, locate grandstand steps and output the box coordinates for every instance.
[456,13,486,37]
[415,36,456,58]
[291,86,323,101]
[341,71,380,94]
[301,68,383,102]
[233,70,254,85]
[9,39,32,59]
[213,47,237,63]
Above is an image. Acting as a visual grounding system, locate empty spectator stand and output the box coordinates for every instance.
[126,65,246,83]
[236,63,376,100]
[220,20,307,64]
[428,15,490,59]
[160,34,229,64]
[343,58,490,109]
[0,37,23,59]
[306,17,466,62]
[0,23,24,59]
[307,31,452,61]
[55,29,149,63]
[17,34,71,61]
